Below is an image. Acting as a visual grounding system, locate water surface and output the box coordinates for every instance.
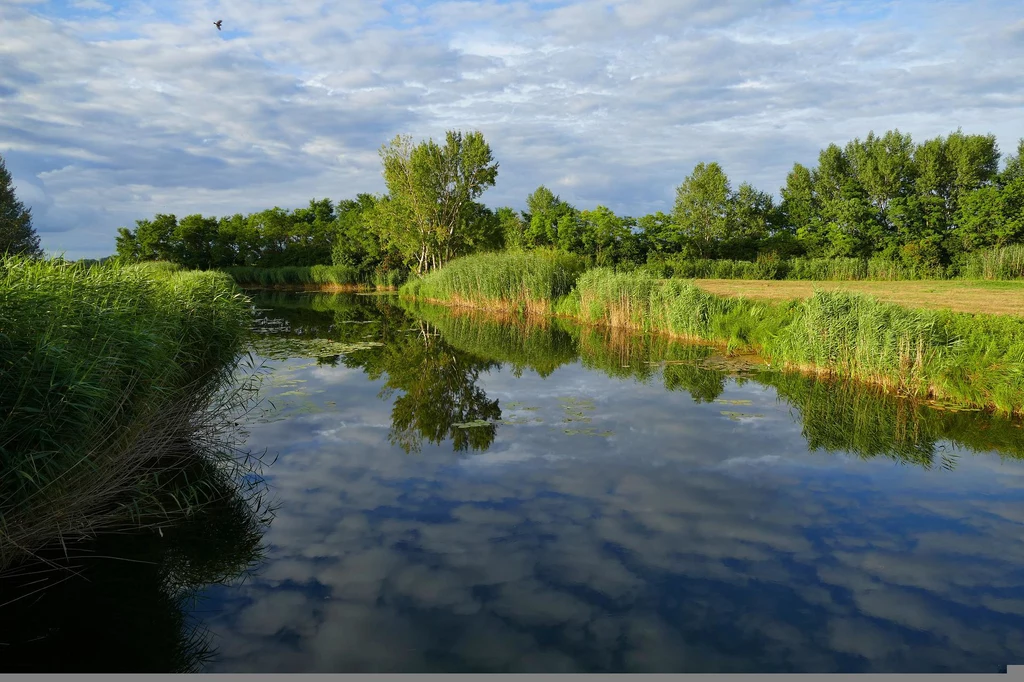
[4,291,1024,673]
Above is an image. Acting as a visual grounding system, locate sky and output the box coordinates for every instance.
[1,0,1023,259]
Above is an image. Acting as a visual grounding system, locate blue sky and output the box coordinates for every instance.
[2,0,1023,259]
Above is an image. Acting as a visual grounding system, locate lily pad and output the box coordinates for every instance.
[452,419,493,429]
[720,411,766,421]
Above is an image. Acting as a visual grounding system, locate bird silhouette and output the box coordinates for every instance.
[214,20,223,30]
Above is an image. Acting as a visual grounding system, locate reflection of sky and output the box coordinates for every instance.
[197,344,1024,672]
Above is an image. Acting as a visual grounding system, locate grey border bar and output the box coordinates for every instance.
[1,672,1021,680]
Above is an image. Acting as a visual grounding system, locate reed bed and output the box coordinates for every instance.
[643,255,947,281]
[223,264,371,288]
[0,256,261,569]
[402,252,1024,415]
[224,264,407,289]
[570,270,1024,414]
[400,250,586,315]
[959,244,1024,280]
[401,299,577,378]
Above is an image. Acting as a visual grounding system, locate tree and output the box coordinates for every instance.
[495,206,528,250]
[0,155,42,258]
[845,129,917,252]
[115,227,141,262]
[173,214,219,269]
[811,144,880,258]
[523,185,576,248]
[845,130,917,215]
[133,214,178,261]
[377,130,499,274]
[1000,138,1024,186]
[636,212,680,256]
[453,201,504,254]
[914,130,1000,237]
[673,162,731,259]
[213,214,248,267]
[780,163,817,254]
[333,193,385,278]
[725,182,776,260]
[247,207,294,266]
[289,198,336,265]
[953,179,1024,253]
[945,128,1000,200]
[913,136,955,235]
[579,205,630,266]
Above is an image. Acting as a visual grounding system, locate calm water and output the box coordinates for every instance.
[3,291,1024,673]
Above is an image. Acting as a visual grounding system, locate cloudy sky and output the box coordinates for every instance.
[2,0,1023,259]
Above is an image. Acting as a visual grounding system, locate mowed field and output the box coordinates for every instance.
[693,279,1024,317]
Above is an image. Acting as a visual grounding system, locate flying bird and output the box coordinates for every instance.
[214,20,223,30]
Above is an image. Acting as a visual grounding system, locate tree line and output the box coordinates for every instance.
[103,126,1024,276]
[0,154,42,258]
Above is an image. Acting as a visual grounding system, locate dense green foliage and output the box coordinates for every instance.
[0,154,42,258]
[0,257,256,567]
[115,200,339,269]
[225,264,358,287]
[113,127,1024,283]
[376,131,501,274]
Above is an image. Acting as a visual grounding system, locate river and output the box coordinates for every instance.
[3,291,1023,673]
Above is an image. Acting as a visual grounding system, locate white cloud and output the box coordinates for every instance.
[1,0,1022,258]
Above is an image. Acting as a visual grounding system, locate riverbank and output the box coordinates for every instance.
[400,252,1024,416]
[0,257,261,570]
[398,298,1024,464]
[223,265,403,291]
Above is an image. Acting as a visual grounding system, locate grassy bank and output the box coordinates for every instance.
[400,250,586,315]
[691,279,1024,317]
[223,264,404,290]
[400,253,1024,416]
[0,257,259,569]
[391,299,1024,466]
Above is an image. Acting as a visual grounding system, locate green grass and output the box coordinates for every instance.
[0,256,258,568]
[223,264,408,289]
[400,249,586,314]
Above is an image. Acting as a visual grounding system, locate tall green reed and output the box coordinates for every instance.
[0,256,261,569]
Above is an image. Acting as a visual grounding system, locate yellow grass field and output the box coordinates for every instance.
[693,279,1024,317]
